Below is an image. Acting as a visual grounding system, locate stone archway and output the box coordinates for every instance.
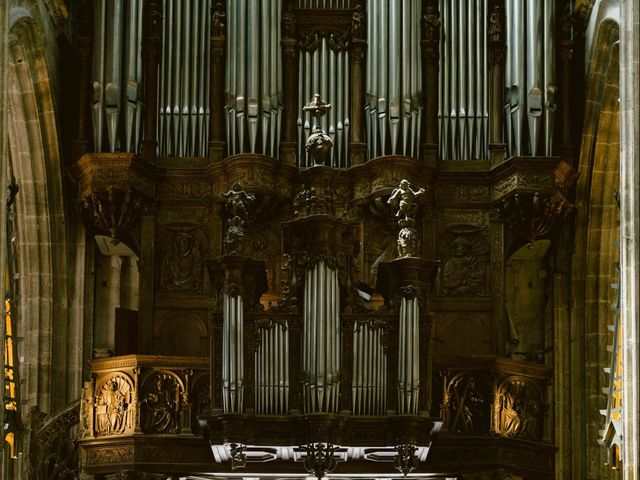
[5,6,86,415]
[567,17,621,480]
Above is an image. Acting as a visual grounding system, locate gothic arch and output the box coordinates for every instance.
[570,17,621,479]
[6,7,83,414]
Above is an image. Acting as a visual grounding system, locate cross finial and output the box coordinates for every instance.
[303,94,332,132]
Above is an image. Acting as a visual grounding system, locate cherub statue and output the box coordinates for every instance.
[224,182,254,220]
[388,179,426,222]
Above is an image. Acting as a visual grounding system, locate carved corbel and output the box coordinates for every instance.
[500,191,571,248]
[72,155,153,248]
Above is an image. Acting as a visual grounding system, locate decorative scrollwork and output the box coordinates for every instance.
[223,182,256,255]
[303,443,337,479]
[394,444,418,477]
[229,443,247,470]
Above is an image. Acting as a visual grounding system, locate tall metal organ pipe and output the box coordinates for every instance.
[438,0,489,160]
[157,0,211,157]
[352,322,387,415]
[222,292,244,413]
[505,0,556,156]
[366,0,422,159]
[255,321,289,414]
[297,39,350,167]
[225,0,282,157]
[302,261,341,413]
[91,0,144,153]
[398,296,420,415]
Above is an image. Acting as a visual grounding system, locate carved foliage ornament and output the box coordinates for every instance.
[394,444,419,477]
[79,188,145,239]
[95,374,134,436]
[303,443,337,479]
[140,372,183,434]
[224,182,255,255]
[500,192,569,246]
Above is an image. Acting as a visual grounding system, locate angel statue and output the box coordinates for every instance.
[387,179,425,222]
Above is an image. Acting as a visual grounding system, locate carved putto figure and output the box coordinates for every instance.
[388,179,425,222]
[160,231,203,291]
[212,2,226,38]
[388,180,425,258]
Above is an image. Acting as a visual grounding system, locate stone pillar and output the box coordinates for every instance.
[620,0,640,478]
[0,0,9,458]
[209,2,226,162]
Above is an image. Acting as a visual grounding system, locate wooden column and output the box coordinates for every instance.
[137,213,156,354]
[349,0,367,166]
[209,2,227,162]
[558,4,574,161]
[280,4,299,166]
[288,315,302,412]
[420,1,440,166]
[73,0,92,161]
[488,0,506,166]
[140,0,163,161]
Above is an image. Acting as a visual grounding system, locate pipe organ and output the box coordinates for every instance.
[75,0,578,478]
[352,320,387,415]
[91,0,144,153]
[438,0,489,160]
[158,0,211,157]
[366,0,422,159]
[226,0,282,157]
[504,0,556,157]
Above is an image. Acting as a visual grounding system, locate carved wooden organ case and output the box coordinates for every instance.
[72,0,577,479]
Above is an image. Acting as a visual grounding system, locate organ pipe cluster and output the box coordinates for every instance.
[398,297,420,414]
[222,293,244,412]
[226,0,282,157]
[302,261,341,413]
[352,322,387,415]
[255,321,289,414]
[438,0,489,160]
[91,0,144,153]
[366,0,423,159]
[505,0,556,156]
[158,0,211,157]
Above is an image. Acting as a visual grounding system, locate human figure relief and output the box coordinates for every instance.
[160,231,203,291]
[441,237,484,295]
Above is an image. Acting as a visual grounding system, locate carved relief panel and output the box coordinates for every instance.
[94,374,135,436]
[140,371,185,434]
[157,223,209,293]
[437,227,490,297]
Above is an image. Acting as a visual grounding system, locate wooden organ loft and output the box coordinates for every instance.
[72,0,577,479]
